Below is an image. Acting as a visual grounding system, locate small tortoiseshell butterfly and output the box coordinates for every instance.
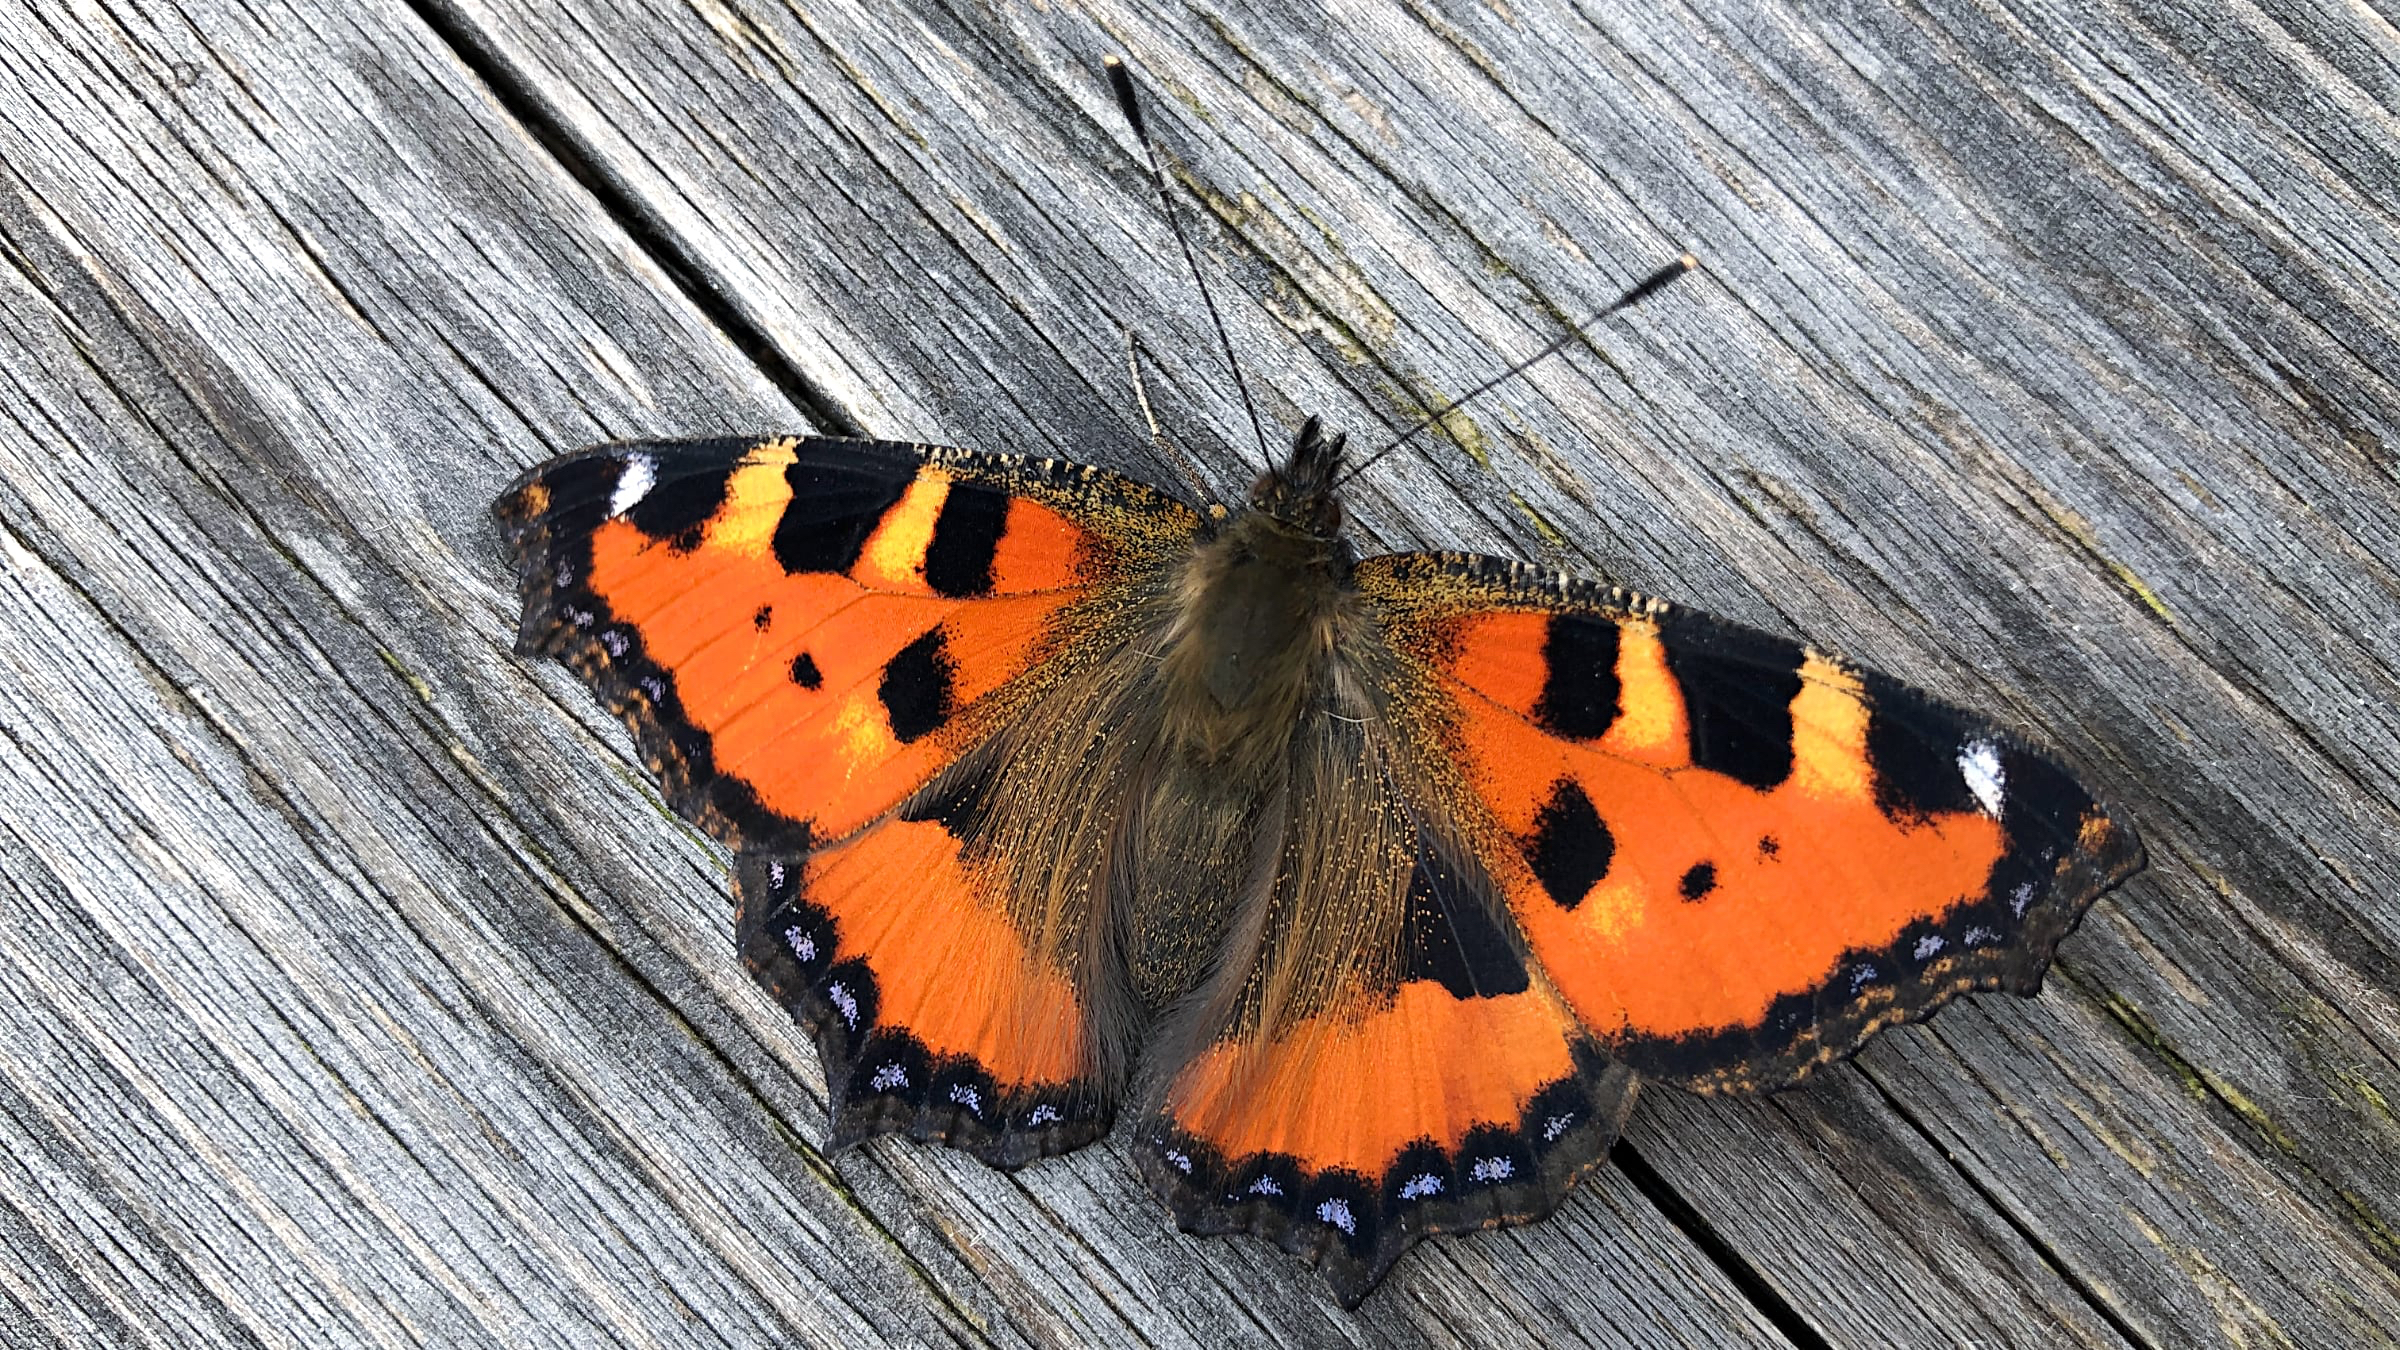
[493,60,2141,1310]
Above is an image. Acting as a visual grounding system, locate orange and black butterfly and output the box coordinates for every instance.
[492,65,2140,1311]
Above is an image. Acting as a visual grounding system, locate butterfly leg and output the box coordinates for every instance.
[1126,328,1164,449]
[1122,328,1217,501]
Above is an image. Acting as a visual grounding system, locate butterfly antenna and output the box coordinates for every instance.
[1335,254,1699,489]
[1105,55,1273,472]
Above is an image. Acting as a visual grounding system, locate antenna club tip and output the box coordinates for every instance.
[1106,54,1147,133]
[1677,252,1700,271]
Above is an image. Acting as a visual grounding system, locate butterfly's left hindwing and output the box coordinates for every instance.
[1361,551,2143,1093]
[496,436,1199,1165]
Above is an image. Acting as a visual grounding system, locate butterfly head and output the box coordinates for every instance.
[1247,415,1347,539]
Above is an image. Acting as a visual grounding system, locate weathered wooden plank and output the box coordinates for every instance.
[0,0,1808,1345]
[417,0,2400,1344]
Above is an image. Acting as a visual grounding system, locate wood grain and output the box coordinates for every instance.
[1,0,2395,1344]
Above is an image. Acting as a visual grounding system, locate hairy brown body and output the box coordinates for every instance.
[923,420,1403,1091]
[1125,422,1452,1084]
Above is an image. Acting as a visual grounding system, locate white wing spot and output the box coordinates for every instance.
[1166,1149,1193,1173]
[1470,1156,1514,1184]
[600,629,629,657]
[767,861,787,889]
[1543,1113,1575,1141]
[1399,1173,1444,1200]
[1915,934,1947,961]
[1963,926,2001,946]
[1248,1176,1284,1197]
[1028,1105,1062,1126]
[948,1083,982,1115]
[869,1062,908,1092]
[609,452,658,517]
[826,982,858,1028]
[1316,1198,1357,1234]
[783,926,816,963]
[2010,881,2037,916]
[1851,963,1880,991]
[1960,740,2006,817]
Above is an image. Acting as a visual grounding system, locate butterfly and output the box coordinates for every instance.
[491,60,2141,1311]
[492,411,2141,1305]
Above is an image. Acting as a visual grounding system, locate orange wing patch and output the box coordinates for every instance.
[1453,674,2004,1038]
[734,776,1110,1165]
[495,436,1188,850]
[1364,552,2141,1093]
[1144,969,1636,1308]
[804,816,1087,1086]
[1162,983,1581,1178]
[582,499,1072,838]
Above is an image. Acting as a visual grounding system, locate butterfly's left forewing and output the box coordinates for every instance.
[1361,551,2143,1093]
[496,436,1199,1164]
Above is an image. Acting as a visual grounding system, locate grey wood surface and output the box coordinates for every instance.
[1,0,2395,1344]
